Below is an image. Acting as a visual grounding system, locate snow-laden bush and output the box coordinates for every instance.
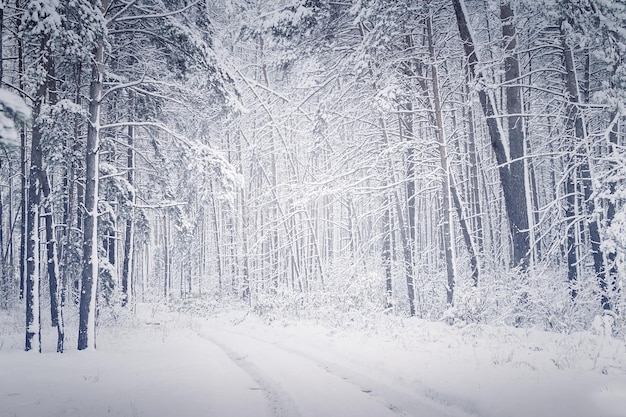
[447,265,609,334]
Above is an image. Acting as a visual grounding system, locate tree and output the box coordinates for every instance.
[427,10,455,306]
[77,0,105,351]
[451,0,530,269]
[21,0,62,352]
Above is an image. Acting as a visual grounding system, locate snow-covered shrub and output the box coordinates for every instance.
[251,289,305,323]
[446,281,489,325]
[97,291,140,329]
[471,265,604,333]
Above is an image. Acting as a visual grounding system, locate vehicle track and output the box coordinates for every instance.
[193,319,479,417]
[194,327,300,417]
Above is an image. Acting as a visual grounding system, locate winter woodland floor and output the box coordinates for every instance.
[1,304,626,417]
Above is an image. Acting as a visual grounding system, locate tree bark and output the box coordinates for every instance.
[501,2,530,268]
[465,84,483,253]
[381,116,415,316]
[427,14,455,305]
[0,4,3,301]
[18,32,26,301]
[25,31,60,352]
[561,27,608,307]
[451,0,530,268]
[121,122,134,307]
[40,52,64,351]
[25,71,46,353]
[78,31,105,351]
[382,193,393,310]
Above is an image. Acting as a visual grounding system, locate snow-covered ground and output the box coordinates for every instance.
[1,305,625,417]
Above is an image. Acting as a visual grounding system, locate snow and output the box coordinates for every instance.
[0,89,31,146]
[1,306,626,417]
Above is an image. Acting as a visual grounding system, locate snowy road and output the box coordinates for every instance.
[1,309,625,417]
[0,314,456,417]
[193,320,458,417]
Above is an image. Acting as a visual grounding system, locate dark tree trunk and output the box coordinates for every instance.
[210,183,223,291]
[401,52,417,316]
[451,0,530,268]
[382,194,393,310]
[603,117,620,308]
[42,179,64,352]
[501,3,530,268]
[18,33,26,301]
[0,161,4,294]
[400,102,417,316]
[0,5,3,85]
[565,169,578,298]
[25,32,59,352]
[24,174,40,353]
[450,177,479,287]
[561,28,608,307]
[25,81,46,353]
[121,122,134,307]
[464,81,484,253]
[0,5,3,301]
[78,34,105,351]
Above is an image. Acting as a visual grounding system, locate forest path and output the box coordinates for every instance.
[193,316,469,417]
[0,319,275,417]
[2,307,624,417]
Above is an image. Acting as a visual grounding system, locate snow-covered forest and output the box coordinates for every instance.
[1,0,626,415]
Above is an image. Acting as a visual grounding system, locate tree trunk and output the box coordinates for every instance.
[561,27,608,307]
[0,5,3,86]
[501,2,530,268]
[25,95,45,353]
[603,117,619,309]
[382,115,415,316]
[427,14,455,305]
[565,165,578,298]
[78,33,105,351]
[163,212,170,301]
[41,174,64,352]
[25,34,56,353]
[382,193,393,310]
[121,121,134,307]
[464,83,484,254]
[401,60,417,316]
[40,53,64,351]
[451,0,530,268]
[0,160,4,302]
[210,183,223,291]
[60,62,82,305]
[18,33,26,301]
[24,180,40,352]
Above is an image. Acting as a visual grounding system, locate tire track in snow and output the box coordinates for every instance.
[193,321,413,417]
[199,320,483,417]
[193,325,300,417]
